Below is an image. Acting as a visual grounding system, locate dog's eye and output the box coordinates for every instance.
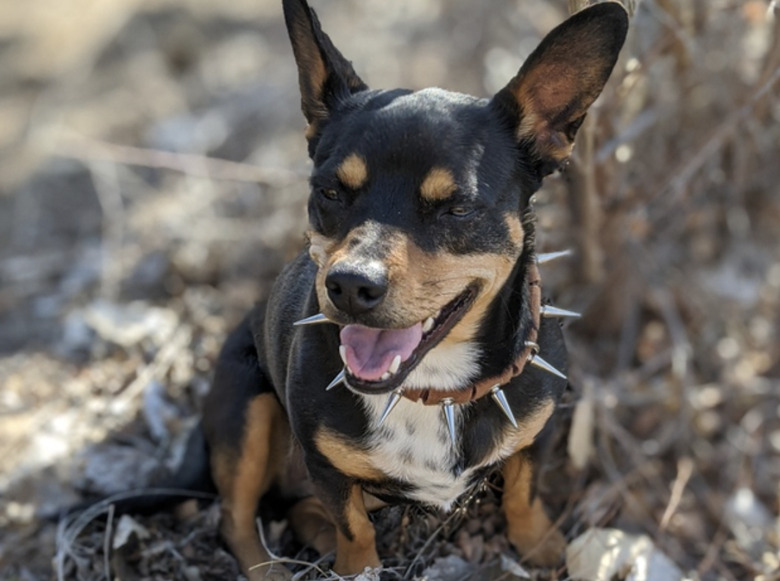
[319,188,340,201]
[447,206,474,218]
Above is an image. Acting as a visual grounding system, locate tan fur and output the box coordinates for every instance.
[315,221,523,346]
[336,153,369,189]
[419,167,457,201]
[484,400,555,466]
[333,485,381,574]
[502,452,566,567]
[212,393,292,580]
[288,492,386,566]
[315,427,386,481]
[400,233,521,346]
[288,496,337,556]
[307,230,338,267]
[510,52,606,161]
[505,214,525,249]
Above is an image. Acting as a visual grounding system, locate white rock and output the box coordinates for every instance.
[566,528,685,581]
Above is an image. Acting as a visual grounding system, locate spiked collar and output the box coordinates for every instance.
[293,250,577,438]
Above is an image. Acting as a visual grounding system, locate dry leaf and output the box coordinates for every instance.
[112,514,150,550]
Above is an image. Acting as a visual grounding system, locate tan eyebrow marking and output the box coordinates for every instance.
[504,214,525,251]
[420,167,457,201]
[336,153,368,189]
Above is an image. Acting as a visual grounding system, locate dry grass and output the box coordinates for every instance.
[0,0,778,580]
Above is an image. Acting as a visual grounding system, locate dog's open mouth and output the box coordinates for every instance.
[338,284,478,395]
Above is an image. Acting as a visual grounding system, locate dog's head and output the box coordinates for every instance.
[283,0,627,394]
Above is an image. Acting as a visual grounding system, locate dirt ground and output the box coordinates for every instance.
[1,0,778,580]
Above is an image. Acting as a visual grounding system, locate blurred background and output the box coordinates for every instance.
[0,0,778,579]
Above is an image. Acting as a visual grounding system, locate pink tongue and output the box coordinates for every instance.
[340,323,423,381]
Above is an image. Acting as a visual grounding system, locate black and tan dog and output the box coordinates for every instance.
[202,1,627,578]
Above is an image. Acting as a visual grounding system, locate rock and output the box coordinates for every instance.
[724,487,774,561]
[499,553,530,578]
[566,528,684,581]
[82,299,178,349]
[420,555,475,581]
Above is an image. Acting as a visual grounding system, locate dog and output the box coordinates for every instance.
[201,1,627,578]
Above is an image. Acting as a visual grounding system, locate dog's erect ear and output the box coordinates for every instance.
[283,0,368,137]
[493,2,628,174]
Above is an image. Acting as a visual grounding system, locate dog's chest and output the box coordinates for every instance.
[361,396,482,510]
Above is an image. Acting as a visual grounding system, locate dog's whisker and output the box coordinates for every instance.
[325,369,346,391]
[536,249,572,264]
[490,386,518,428]
[541,305,582,319]
[293,313,334,327]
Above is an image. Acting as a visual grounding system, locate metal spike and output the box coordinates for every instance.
[541,305,582,319]
[528,353,567,380]
[325,369,346,391]
[293,313,333,327]
[490,385,518,428]
[441,398,457,446]
[378,390,403,426]
[536,249,572,264]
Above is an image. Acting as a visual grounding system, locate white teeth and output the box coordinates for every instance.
[381,372,391,381]
[389,354,401,375]
[422,317,435,333]
[347,366,355,376]
[339,345,348,365]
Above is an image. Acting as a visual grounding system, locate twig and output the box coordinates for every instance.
[53,131,306,185]
[659,456,693,531]
[251,515,335,580]
[697,523,735,580]
[649,283,691,381]
[566,114,604,283]
[103,504,115,580]
[88,162,124,301]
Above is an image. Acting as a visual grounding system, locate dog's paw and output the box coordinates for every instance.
[507,518,566,567]
[511,525,567,568]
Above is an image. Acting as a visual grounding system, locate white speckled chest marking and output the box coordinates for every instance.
[361,394,480,510]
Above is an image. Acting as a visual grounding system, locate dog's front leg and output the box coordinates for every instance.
[502,452,566,567]
[305,460,380,575]
[319,479,380,575]
[208,391,293,581]
[334,483,380,574]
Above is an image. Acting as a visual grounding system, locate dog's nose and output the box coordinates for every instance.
[325,264,387,316]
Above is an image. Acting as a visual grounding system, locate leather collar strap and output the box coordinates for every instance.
[401,260,542,406]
